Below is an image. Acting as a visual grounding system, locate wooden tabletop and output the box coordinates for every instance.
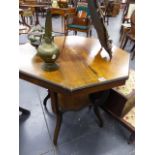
[19,36,130,95]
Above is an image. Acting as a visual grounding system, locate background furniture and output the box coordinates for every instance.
[102,69,135,143]
[103,0,121,17]
[96,1,110,25]
[19,7,34,26]
[65,4,92,36]
[19,36,130,145]
[120,0,135,45]
[19,8,32,35]
[19,21,31,35]
[122,0,135,23]
[120,10,135,60]
[20,3,48,25]
[51,7,76,33]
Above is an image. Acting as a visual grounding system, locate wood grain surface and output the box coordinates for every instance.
[19,36,130,95]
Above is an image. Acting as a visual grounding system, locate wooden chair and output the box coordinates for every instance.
[101,0,121,18]
[120,0,135,35]
[122,0,135,23]
[19,22,31,35]
[97,1,111,25]
[120,10,135,60]
[65,4,92,37]
[19,7,35,35]
[19,10,31,35]
[19,7,34,26]
[90,69,135,143]
[103,90,135,143]
[112,69,135,143]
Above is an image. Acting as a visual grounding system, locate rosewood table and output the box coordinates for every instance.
[19,36,130,145]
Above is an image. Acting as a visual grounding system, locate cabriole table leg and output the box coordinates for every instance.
[49,90,62,145]
[43,90,50,107]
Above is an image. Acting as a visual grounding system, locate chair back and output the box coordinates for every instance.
[77,5,90,17]
[65,3,92,37]
[71,5,90,26]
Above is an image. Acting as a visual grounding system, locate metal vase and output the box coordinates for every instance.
[38,8,60,71]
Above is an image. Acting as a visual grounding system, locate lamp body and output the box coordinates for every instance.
[37,8,60,65]
[38,39,59,63]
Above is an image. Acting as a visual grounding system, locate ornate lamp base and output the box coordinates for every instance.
[41,62,59,71]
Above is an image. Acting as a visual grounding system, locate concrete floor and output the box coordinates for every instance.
[19,8,135,155]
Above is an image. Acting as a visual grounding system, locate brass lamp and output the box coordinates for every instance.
[38,8,60,71]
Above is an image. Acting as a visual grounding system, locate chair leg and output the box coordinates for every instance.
[107,16,109,25]
[128,132,135,144]
[120,35,126,48]
[74,31,77,35]
[30,16,33,25]
[131,51,135,60]
[119,27,125,42]
[86,31,89,37]
[130,44,135,60]
[65,30,68,36]
[122,36,128,49]
[131,44,135,51]
[89,29,92,37]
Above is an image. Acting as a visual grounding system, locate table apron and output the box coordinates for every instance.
[20,71,127,95]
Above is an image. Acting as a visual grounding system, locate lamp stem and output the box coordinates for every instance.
[44,8,52,43]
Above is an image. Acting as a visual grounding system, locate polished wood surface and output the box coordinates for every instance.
[51,7,76,16]
[19,36,130,95]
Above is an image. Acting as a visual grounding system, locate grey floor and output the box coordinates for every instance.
[19,8,135,155]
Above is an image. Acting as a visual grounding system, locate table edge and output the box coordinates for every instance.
[19,70,129,95]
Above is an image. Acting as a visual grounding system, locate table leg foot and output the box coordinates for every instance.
[53,112,62,145]
[93,106,103,127]
[19,107,30,116]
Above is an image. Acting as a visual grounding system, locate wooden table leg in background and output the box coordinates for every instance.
[19,107,30,115]
[35,9,40,25]
[49,90,62,145]
[61,16,65,33]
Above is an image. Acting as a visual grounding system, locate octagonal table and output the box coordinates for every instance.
[19,36,130,145]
